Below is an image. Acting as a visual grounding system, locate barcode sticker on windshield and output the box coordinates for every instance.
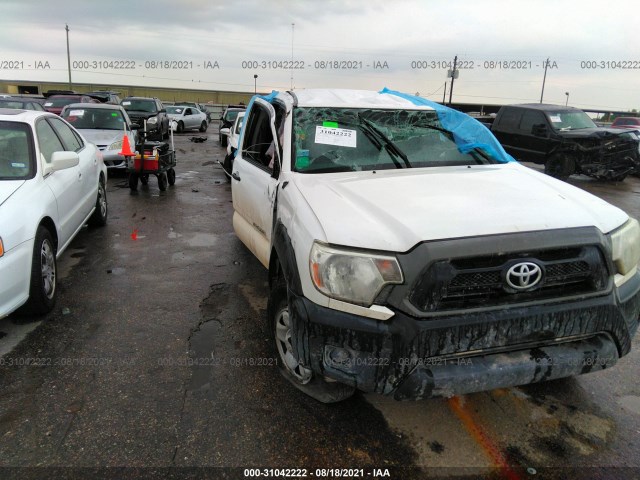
[122,101,131,106]
[69,110,85,116]
[549,115,562,123]
[315,126,357,148]
[44,102,53,106]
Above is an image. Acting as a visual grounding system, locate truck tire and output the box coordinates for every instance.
[269,277,355,403]
[545,152,576,181]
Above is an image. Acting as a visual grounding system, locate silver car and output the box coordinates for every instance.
[167,106,208,133]
[61,103,137,170]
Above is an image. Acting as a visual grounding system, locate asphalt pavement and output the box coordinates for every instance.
[0,131,638,480]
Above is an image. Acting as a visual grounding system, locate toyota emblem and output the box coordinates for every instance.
[505,262,543,290]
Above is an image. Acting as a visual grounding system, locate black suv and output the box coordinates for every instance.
[219,105,245,146]
[490,104,640,181]
[121,97,170,141]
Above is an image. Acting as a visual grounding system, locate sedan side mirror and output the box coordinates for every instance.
[44,151,79,176]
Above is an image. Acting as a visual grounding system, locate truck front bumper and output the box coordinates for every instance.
[289,274,640,400]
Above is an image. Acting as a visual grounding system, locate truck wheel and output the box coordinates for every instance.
[545,153,576,181]
[269,277,355,403]
[199,121,208,133]
[21,226,57,315]
[88,178,108,227]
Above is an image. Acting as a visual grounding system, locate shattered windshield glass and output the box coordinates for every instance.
[292,107,499,173]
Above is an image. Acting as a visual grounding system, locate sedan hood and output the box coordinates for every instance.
[291,163,628,252]
[79,129,122,146]
[0,180,25,207]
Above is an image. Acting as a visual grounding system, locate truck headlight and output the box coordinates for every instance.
[611,218,640,276]
[147,116,158,125]
[108,140,123,151]
[310,242,403,306]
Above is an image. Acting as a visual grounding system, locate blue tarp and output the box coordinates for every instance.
[379,87,516,163]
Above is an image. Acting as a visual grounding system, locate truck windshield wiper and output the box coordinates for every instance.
[358,115,412,168]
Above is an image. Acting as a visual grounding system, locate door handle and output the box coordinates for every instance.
[232,172,241,181]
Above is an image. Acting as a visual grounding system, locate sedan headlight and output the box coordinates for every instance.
[108,140,123,151]
[147,116,158,125]
[310,242,403,306]
[611,218,640,276]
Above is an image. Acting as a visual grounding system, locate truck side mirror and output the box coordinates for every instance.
[532,124,548,137]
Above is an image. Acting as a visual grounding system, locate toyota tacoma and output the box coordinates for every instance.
[230,88,640,402]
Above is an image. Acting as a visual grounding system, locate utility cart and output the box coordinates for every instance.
[127,141,176,191]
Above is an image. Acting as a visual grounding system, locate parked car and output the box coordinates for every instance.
[231,88,640,403]
[490,104,640,181]
[61,103,136,170]
[42,94,101,116]
[0,108,108,319]
[611,117,640,131]
[85,91,122,105]
[0,98,46,111]
[221,111,245,180]
[120,97,170,141]
[219,105,245,147]
[166,106,208,133]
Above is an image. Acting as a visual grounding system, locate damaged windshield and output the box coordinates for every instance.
[292,107,499,173]
[547,111,597,131]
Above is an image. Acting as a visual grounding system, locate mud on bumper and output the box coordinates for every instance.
[288,274,640,400]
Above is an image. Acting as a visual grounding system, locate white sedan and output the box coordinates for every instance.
[167,106,208,133]
[0,108,108,319]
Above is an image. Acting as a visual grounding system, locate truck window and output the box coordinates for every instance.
[519,110,547,134]
[497,108,522,132]
[241,104,275,172]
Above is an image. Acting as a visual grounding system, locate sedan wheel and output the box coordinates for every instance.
[21,226,57,315]
[89,179,108,227]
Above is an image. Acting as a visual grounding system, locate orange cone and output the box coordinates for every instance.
[119,135,134,157]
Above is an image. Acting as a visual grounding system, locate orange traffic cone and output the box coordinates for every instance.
[119,135,134,157]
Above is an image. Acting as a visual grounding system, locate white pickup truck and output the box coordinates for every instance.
[230,88,640,403]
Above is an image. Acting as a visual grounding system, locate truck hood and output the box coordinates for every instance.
[559,127,635,138]
[290,163,628,252]
[0,180,25,207]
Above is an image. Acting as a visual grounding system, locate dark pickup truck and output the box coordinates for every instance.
[488,104,640,180]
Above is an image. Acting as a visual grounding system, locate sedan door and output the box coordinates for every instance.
[36,119,84,246]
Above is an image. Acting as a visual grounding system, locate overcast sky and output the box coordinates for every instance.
[1,0,638,110]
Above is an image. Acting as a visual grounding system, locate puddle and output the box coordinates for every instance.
[186,233,218,248]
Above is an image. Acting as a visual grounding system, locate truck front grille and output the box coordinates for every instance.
[408,246,608,312]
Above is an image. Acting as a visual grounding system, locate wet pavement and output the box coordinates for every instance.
[0,133,639,479]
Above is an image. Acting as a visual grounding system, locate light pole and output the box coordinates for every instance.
[540,57,550,103]
[254,74,258,95]
[565,92,569,106]
[65,24,72,90]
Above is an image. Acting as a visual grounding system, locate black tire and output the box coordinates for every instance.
[140,174,149,186]
[88,178,108,227]
[167,168,176,186]
[268,276,355,403]
[199,121,208,133]
[129,173,138,191]
[158,172,168,191]
[545,152,576,181]
[21,226,57,315]
[220,135,228,147]
[177,121,184,134]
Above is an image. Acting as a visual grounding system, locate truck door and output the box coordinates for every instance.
[231,98,281,267]
[517,110,551,163]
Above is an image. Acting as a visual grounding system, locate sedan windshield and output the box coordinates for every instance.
[293,107,498,173]
[166,106,184,115]
[547,111,597,130]
[0,122,34,180]
[62,108,125,130]
[122,100,157,113]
